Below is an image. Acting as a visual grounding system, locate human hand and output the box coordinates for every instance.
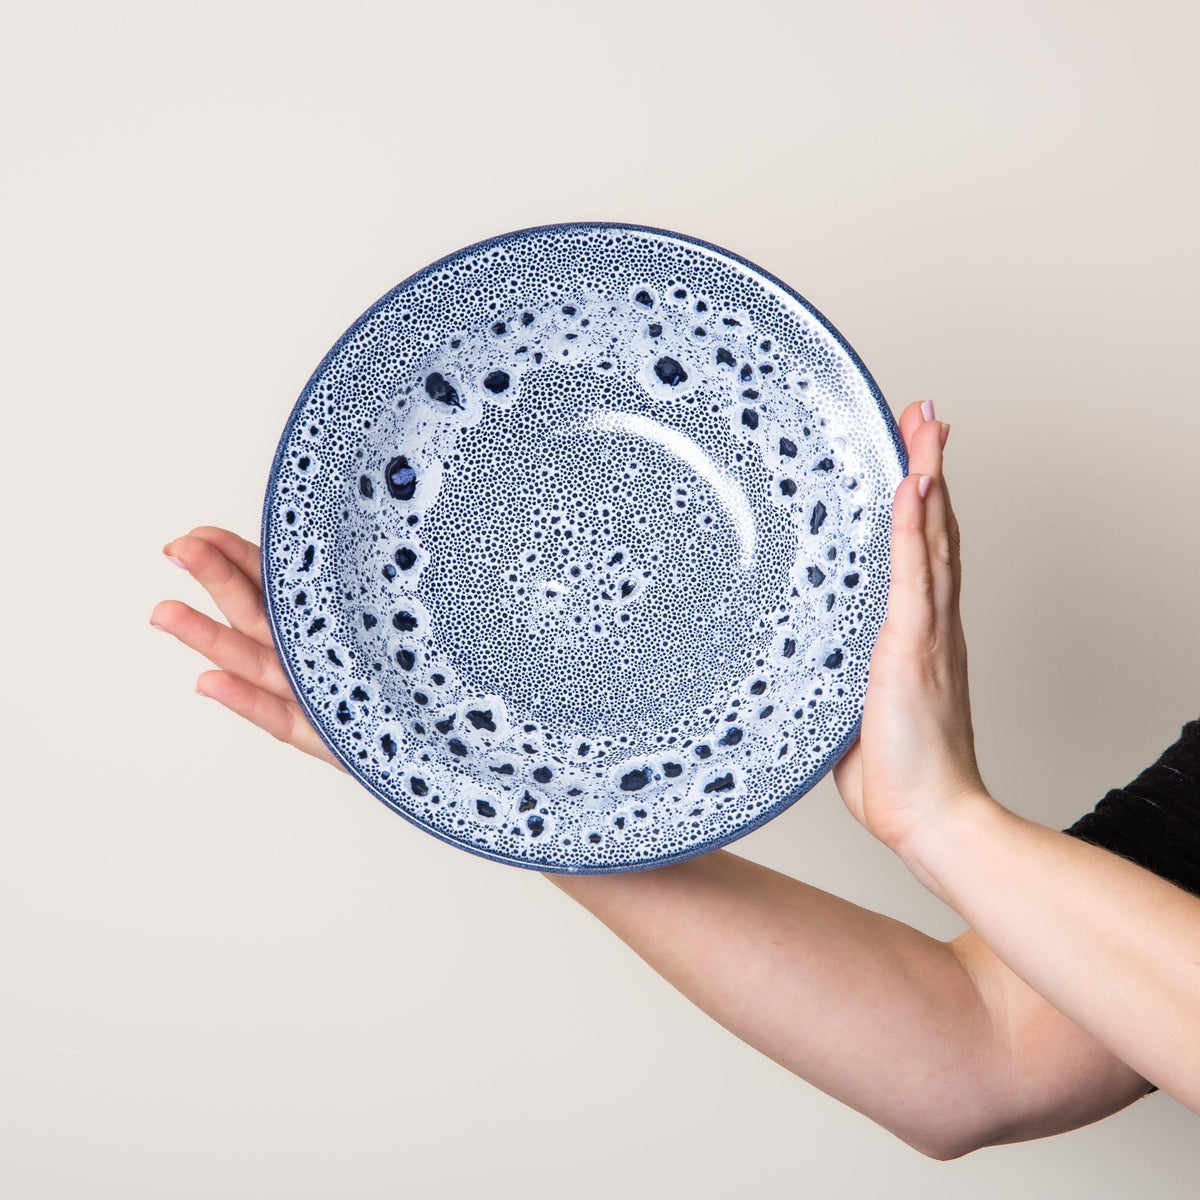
[151,527,346,771]
[831,402,988,859]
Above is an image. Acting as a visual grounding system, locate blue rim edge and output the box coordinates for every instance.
[261,220,909,874]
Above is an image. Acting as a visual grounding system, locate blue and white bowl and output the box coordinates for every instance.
[262,223,905,872]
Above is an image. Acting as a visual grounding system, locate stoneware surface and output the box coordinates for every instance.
[262,222,905,871]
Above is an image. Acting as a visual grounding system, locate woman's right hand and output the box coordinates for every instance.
[151,526,346,771]
[831,401,987,864]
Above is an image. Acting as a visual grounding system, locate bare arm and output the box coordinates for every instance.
[900,794,1200,1116]
[550,851,996,1158]
[560,850,1000,1155]
[550,850,1152,1159]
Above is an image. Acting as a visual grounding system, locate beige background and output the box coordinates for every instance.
[3,1,1199,1196]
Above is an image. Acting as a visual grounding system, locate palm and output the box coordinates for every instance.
[152,527,344,771]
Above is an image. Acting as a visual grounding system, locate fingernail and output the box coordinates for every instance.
[940,422,950,447]
[150,622,167,633]
[165,555,188,570]
[195,684,210,697]
[918,474,932,499]
[921,400,935,422]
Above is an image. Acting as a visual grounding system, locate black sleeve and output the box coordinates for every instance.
[1062,718,1200,900]
[1061,717,1200,1098]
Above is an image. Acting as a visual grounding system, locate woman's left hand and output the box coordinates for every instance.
[151,527,346,771]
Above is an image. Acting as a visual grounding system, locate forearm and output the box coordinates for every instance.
[901,792,1200,1112]
[548,850,1004,1157]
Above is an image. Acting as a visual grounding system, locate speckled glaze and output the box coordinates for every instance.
[261,223,905,872]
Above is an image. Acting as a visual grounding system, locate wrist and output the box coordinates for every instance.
[891,787,1009,904]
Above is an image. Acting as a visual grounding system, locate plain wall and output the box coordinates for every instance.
[3,1,1198,1196]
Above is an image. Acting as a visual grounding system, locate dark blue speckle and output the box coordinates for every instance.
[385,456,417,501]
[424,372,461,408]
[654,357,687,386]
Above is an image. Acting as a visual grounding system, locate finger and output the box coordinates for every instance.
[900,415,958,621]
[163,534,273,648]
[151,598,296,704]
[904,407,946,479]
[923,426,962,621]
[938,468,963,607]
[884,470,935,641]
[907,418,955,619]
[196,669,345,771]
[896,400,933,453]
[920,473,955,627]
[186,526,263,589]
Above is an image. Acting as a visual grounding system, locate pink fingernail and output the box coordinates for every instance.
[165,554,189,570]
[921,400,935,422]
[918,474,932,499]
[150,622,167,633]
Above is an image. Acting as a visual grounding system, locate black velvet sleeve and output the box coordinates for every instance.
[1062,718,1200,900]
[1061,718,1200,1098]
